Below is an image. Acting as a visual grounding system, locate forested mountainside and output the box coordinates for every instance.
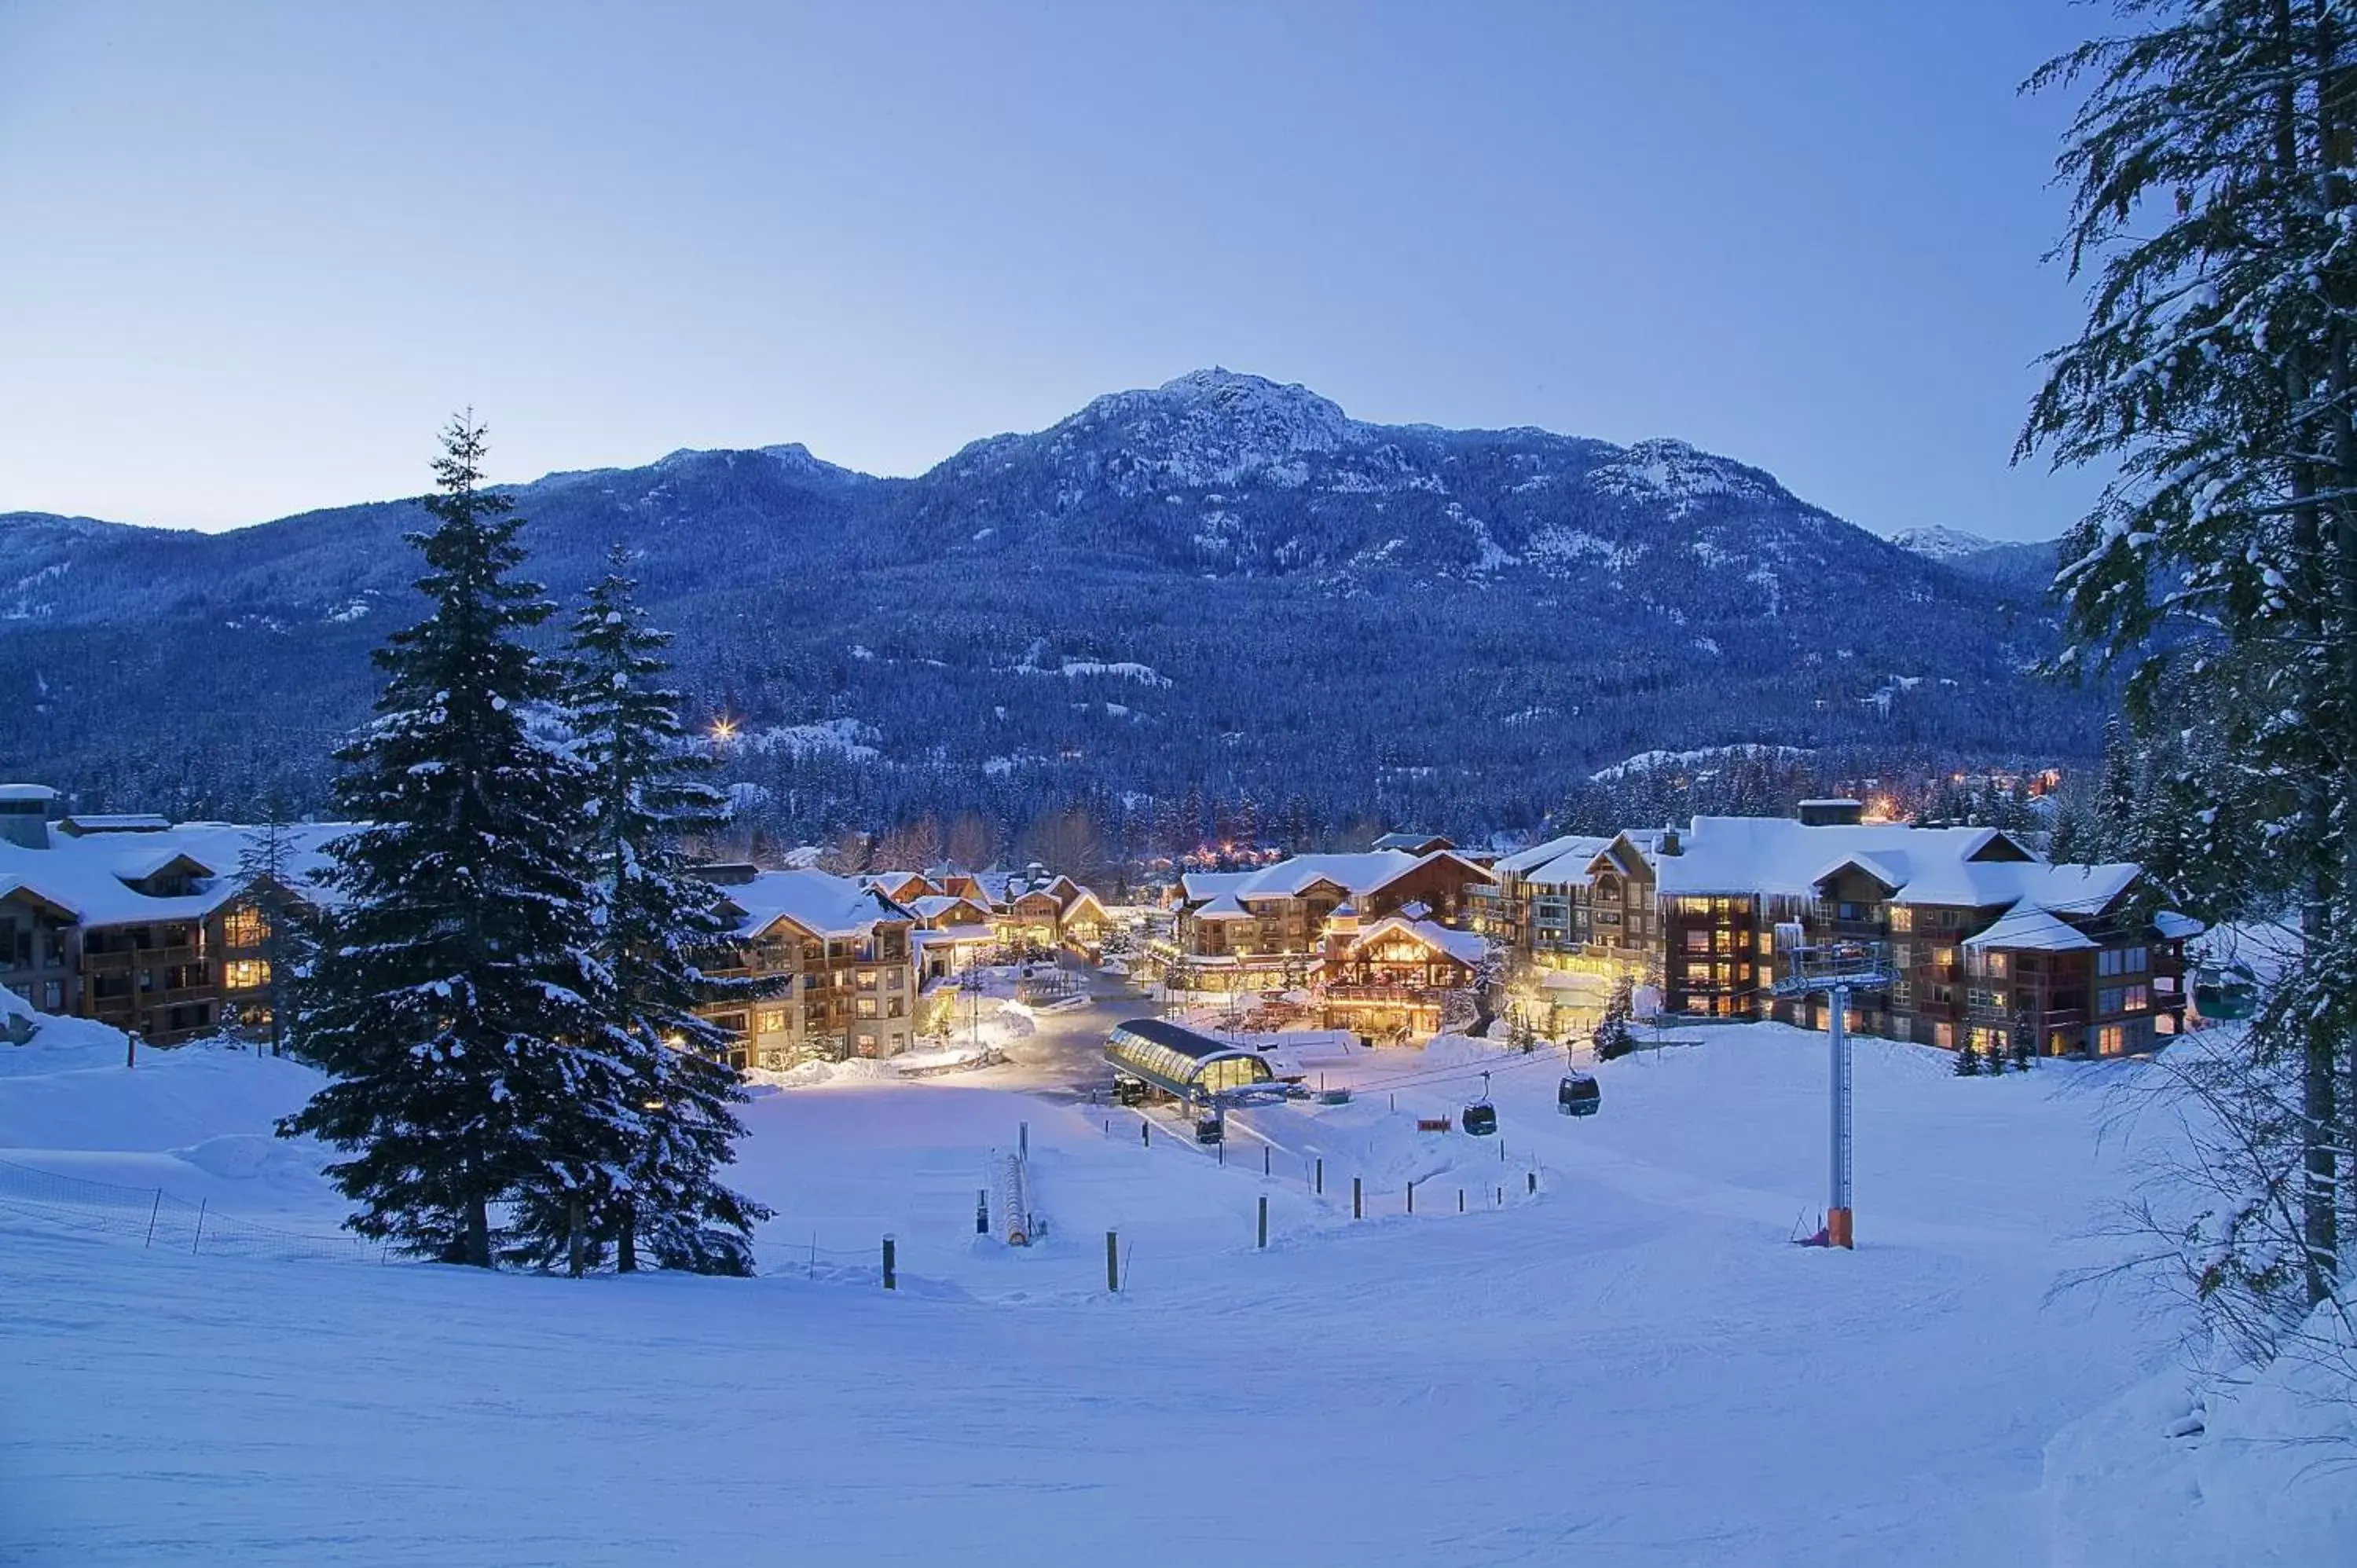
[1,370,2088,840]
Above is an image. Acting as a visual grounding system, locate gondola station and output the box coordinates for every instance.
[1104,1018,1275,1108]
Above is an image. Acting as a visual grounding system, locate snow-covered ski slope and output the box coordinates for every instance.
[2,1020,2344,1565]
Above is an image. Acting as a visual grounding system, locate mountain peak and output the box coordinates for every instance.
[1890,524,2000,562]
[1587,438,1783,518]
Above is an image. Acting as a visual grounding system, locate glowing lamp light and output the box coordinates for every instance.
[709,716,739,743]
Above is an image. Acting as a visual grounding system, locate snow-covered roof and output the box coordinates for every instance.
[0,784,58,804]
[906,893,988,924]
[1348,914,1489,967]
[0,982,31,1022]
[2153,910,2206,941]
[1182,849,1490,907]
[722,870,912,941]
[0,819,353,929]
[1193,893,1256,921]
[58,814,174,833]
[1516,835,1616,887]
[1651,818,2034,902]
[1963,907,2096,952]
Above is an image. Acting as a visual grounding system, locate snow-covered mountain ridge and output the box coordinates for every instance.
[0,369,2096,826]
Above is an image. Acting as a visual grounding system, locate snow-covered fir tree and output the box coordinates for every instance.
[280,417,638,1269]
[1594,977,1637,1061]
[2022,0,2356,1343]
[542,547,772,1275]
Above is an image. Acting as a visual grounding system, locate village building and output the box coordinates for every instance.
[702,866,920,1067]
[904,892,1000,981]
[1158,848,1496,995]
[1318,909,1491,1040]
[0,792,346,1046]
[1483,800,2194,1057]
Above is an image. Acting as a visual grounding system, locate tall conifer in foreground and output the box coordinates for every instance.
[540,548,770,1274]
[2022,1,2355,1353]
[282,417,634,1267]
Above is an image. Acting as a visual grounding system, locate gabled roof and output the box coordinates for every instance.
[722,870,912,941]
[0,819,353,928]
[1184,849,1490,908]
[907,893,992,927]
[1193,893,1256,921]
[1347,914,1489,967]
[1964,907,2096,952]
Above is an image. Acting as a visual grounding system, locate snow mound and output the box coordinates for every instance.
[170,1132,327,1186]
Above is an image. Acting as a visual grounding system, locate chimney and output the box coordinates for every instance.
[1798,799,1864,828]
[0,785,57,850]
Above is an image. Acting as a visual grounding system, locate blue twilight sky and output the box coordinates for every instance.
[0,1,2107,538]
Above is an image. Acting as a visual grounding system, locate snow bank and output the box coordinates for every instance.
[2044,1317,2357,1566]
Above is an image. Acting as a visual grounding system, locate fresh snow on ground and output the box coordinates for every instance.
[0,1019,2344,1563]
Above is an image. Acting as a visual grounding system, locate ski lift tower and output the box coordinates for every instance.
[1771,921,1895,1249]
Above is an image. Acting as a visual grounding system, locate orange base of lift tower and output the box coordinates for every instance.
[1827,1207,1854,1249]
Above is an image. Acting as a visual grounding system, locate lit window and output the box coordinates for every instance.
[224,909,269,947]
[757,1008,787,1035]
[1889,907,1913,933]
[223,959,270,990]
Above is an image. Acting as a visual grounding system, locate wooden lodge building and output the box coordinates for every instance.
[0,789,349,1046]
[1477,801,2194,1058]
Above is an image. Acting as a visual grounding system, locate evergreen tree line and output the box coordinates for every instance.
[2022,0,2357,1377]
[279,418,769,1273]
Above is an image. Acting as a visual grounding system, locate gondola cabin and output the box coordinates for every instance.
[1558,1073,1601,1117]
[1104,1018,1274,1105]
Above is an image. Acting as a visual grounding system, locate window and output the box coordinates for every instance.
[223,959,269,990]
[224,908,269,947]
[1892,943,1912,968]
[2123,984,2149,1013]
[2096,1024,2126,1057]
[1890,1013,1913,1041]
[1934,1022,1955,1050]
[1986,952,2008,980]
[42,980,60,1009]
[2099,987,2124,1015]
[1889,907,1913,933]
[2123,945,2146,973]
[1685,961,1712,983]
[856,997,879,1019]
[1890,980,1913,1008]
[757,1008,787,1035]
[1758,929,1774,955]
[1684,929,1712,953]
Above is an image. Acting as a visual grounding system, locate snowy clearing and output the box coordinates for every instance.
[0,1020,2344,1564]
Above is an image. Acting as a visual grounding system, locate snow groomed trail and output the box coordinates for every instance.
[1,1019,2337,1565]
